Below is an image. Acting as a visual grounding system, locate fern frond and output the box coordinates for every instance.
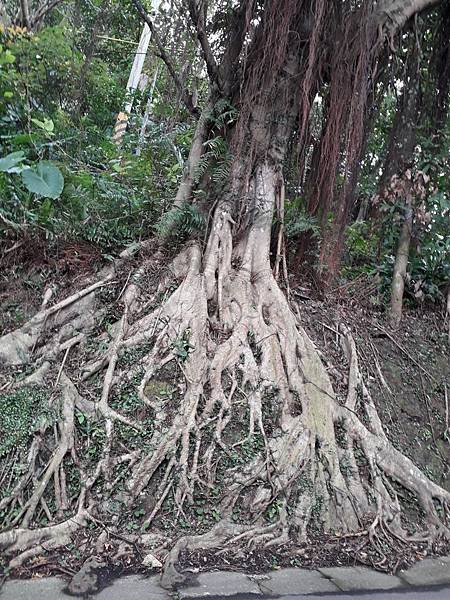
[156,202,206,240]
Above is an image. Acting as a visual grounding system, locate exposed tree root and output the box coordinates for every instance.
[0,165,449,586]
[0,509,89,570]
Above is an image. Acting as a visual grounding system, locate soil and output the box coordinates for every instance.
[0,248,448,587]
[0,236,106,335]
[299,281,449,493]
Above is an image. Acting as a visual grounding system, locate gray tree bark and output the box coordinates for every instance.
[390,188,413,327]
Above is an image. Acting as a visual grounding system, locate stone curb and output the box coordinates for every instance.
[1,557,449,599]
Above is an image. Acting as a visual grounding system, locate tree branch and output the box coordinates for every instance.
[185,0,220,88]
[30,0,65,30]
[375,0,441,36]
[130,0,199,116]
[15,0,65,30]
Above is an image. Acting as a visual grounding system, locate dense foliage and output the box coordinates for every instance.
[0,6,197,250]
[0,0,449,306]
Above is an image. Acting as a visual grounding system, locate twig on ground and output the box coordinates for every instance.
[371,322,436,382]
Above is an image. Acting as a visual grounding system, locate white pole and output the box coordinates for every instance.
[113,0,160,145]
[136,65,159,156]
[124,23,152,114]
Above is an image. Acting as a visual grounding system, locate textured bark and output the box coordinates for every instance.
[172,97,214,210]
[19,0,31,29]
[375,0,441,34]
[389,190,413,328]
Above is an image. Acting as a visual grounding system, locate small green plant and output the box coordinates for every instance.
[170,328,195,362]
[75,410,107,461]
[0,386,55,458]
[419,427,432,441]
[284,197,320,239]
[211,98,238,129]
[345,220,377,264]
[21,161,64,199]
[0,42,16,100]
[194,135,231,185]
[264,498,283,523]
[227,434,265,467]
[156,202,206,240]
[0,150,64,199]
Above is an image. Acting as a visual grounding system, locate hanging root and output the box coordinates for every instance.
[0,201,449,584]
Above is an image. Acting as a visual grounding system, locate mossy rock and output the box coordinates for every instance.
[143,380,173,399]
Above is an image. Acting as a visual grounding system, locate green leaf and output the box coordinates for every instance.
[21,162,64,199]
[0,48,15,65]
[0,151,25,173]
[31,117,55,136]
[39,198,53,222]
[438,195,450,211]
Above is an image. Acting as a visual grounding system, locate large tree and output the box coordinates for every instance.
[0,0,449,585]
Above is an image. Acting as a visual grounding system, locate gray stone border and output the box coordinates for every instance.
[1,557,449,599]
[177,557,450,597]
